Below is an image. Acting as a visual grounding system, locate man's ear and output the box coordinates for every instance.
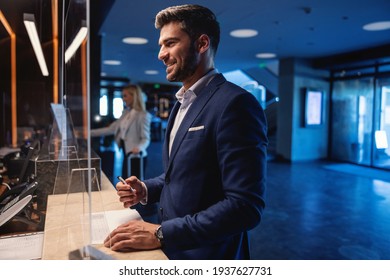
[197,34,210,54]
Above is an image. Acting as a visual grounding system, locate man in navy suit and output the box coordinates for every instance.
[104,4,268,260]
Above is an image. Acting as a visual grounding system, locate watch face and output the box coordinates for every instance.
[156,226,163,240]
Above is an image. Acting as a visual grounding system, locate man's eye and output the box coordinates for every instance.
[166,41,176,47]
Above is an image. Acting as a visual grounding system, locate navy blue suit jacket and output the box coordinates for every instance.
[144,74,268,259]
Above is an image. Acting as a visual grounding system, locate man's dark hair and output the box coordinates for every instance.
[155,4,220,56]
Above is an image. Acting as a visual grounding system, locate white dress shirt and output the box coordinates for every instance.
[169,69,218,155]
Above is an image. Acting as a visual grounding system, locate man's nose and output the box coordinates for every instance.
[158,47,167,61]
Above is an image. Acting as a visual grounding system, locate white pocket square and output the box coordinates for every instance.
[188,125,205,132]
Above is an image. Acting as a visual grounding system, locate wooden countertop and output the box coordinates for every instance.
[41,173,167,260]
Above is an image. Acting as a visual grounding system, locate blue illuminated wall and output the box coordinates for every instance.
[277,58,330,161]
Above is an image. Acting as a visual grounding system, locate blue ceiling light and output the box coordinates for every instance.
[103,60,121,65]
[122,37,148,44]
[230,29,258,38]
[256,53,277,59]
[363,21,390,31]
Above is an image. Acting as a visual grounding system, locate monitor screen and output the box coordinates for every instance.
[305,89,323,126]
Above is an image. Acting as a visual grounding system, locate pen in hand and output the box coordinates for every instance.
[117,176,135,192]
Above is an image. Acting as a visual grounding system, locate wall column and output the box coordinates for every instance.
[276,58,330,161]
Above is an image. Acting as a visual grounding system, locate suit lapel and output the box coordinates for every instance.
[162,101,180,169]
[165,74,226,174]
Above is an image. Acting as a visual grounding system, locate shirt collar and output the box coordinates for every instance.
[175,69,218,104]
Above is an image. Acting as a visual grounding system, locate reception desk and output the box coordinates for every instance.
[42,173,167,260]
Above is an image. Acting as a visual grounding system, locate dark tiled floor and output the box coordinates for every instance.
[250,160,390,260]
[99,141,390,260]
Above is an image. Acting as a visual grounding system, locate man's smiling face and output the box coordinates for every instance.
[157,21,199,85]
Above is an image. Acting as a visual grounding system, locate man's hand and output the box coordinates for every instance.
[103,220,161,251]
[116,176,146,208]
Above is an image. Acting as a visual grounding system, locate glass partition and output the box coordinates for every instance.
[1,1,56,236]
[63,0,88,137]
[0,0,112,260]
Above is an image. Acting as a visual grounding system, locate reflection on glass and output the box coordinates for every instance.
[375,130,388,149]
[373,83,390,169]
[331,78,374,165]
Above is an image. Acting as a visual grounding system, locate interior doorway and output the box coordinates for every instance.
[331,76,390,170]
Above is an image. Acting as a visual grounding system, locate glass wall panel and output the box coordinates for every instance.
[373,79,390,169]
[331,78,374,165]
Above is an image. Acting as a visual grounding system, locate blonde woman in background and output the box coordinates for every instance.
[91,84,151,180]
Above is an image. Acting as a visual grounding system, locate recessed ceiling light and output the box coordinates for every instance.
[255,53,277,59]
[103,60,121,65]
[122,37,148,44]
[230,29,258,38]
[363,21,390,31]
[145,70,159,75]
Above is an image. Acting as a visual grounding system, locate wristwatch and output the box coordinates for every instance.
[155,225,164,247]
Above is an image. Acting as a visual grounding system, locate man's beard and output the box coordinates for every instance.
[167,43,198,82]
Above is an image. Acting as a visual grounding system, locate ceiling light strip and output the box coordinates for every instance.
[23,13,49,76]
[0,10,14,36]
[65,26,88,63]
